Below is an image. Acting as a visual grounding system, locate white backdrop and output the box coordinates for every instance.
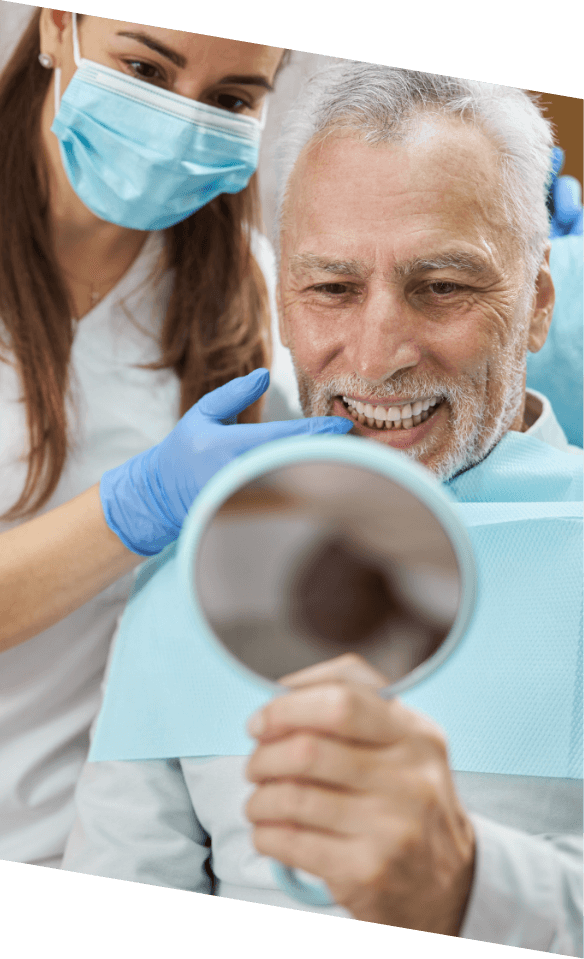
[0,0,342,240]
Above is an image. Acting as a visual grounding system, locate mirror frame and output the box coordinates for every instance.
[178,434,477,697]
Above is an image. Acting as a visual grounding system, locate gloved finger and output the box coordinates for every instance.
[249,416,354,441]
[197,368,270,420]
[551,146,565,179]
[554,176,583,228]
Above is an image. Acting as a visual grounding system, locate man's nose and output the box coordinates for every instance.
[346,289,421,383]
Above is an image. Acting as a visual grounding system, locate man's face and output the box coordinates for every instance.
[278,117,553,479]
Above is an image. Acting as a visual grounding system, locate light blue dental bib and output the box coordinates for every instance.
[90,432,583,780]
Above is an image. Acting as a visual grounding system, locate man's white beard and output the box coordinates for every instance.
[289,346,527,482]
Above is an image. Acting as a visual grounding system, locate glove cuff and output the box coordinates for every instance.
[100,447,182,556]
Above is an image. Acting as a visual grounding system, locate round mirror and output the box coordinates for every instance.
[196,461,462,691]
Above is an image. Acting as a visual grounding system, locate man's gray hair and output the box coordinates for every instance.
[275,63,555,280]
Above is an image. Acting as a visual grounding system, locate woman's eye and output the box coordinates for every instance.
[124,60,164,83]
[214,92,251,113]
[124,60,252,111]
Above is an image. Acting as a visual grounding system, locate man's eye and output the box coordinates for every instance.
[428,281,461,296]
[314,283,351,296]
[313,281,462,298]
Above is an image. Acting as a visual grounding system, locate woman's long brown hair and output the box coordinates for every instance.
[0,10,273,521]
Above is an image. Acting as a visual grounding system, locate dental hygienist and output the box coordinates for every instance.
[0,9,350,869]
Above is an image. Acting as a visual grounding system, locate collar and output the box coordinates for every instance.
[523,388,575,453]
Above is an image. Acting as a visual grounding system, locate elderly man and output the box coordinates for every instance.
[61,65,582,953]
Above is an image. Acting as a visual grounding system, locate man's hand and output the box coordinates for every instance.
[245,655,475,935]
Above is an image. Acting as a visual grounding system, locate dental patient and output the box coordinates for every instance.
[62,65,583,953]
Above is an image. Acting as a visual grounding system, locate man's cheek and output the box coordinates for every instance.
[476,294,522,350]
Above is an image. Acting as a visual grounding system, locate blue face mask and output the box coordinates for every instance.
[50,14,266,231]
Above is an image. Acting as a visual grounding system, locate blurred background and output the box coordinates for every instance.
[2,1,581,242]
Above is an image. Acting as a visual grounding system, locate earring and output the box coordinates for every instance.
[38,53,55,69]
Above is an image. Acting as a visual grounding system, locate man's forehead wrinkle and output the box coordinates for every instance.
[288,249,496,284]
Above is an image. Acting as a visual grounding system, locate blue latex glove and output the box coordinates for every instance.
[549,147,583,237]
[100,368,353,556]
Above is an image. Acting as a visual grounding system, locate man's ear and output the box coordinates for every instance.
[527,245,555,353]
[276,282,290,349]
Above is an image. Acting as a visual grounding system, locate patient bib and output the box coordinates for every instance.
[90,433,582,779]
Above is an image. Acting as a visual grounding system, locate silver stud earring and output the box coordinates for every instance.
[38,53,55,69]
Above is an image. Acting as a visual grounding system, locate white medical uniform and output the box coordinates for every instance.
[0,231,295,868]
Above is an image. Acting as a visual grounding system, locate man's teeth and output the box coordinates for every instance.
[341,395,441,430]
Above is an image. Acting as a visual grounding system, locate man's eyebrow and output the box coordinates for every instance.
[289,251,492,282]
[395,250,493,280]
[115,34,274,90]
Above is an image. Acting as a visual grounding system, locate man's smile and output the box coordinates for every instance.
[332,395,448,448]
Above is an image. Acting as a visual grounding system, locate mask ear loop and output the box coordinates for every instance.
[72,11,82,67]
[258,98,269,131]
[53,66,61,116]
[53,12,81,117]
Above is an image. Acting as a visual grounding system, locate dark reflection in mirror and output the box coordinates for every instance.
[284,535,448,673]
[195,461,460,688]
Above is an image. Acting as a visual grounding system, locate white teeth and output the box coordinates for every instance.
[342,394,442,426]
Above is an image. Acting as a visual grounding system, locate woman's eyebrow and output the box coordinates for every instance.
[115,34,275,90]
[220,75,275,91]
[115,32,188,69]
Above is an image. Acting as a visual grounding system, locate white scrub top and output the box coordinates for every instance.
[0,230,293,867]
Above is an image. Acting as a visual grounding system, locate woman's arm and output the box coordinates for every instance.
[0,484,140,653]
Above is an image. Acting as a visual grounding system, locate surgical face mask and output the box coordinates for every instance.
[50,13,267,231]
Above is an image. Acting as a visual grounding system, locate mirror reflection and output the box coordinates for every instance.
[195,461,461,688]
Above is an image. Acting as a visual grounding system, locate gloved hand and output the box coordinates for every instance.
[100,368,353,556]
[549,147,583,237]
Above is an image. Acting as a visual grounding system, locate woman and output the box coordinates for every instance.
[0,10,350,869]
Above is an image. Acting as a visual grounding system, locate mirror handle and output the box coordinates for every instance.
[271,861,334,908]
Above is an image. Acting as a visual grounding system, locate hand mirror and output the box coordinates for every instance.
[178,434,476,908]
